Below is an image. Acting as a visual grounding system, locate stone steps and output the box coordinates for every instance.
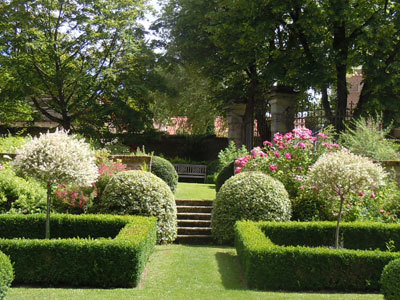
[175,199,213,245]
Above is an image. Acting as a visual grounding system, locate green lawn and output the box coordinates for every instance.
[175,182,216,200]
[8,245,383,300]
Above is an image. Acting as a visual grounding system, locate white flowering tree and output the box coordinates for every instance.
[13,130,98,239]
[304,150,387,248]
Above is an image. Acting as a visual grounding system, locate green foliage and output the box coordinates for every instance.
[235,220,400,292]
[215,161,234,192]
[0,166,46,214]
[0,135,28,154]
[100,170,177,244]
[217,141,248,172]
[212,171,291,244]
[381,258,400,300]
[0,215,156,288]
[151,156,178,193]
[340,115,400,161]
[0,0,155,134]
[0,250,13,300]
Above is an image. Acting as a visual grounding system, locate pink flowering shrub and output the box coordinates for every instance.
[236,127,340,199]
[53,156,127,214]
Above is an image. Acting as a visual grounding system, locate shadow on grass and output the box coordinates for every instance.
[215,251,247,290]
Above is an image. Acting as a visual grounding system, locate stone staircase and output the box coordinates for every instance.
[175,199,213,244]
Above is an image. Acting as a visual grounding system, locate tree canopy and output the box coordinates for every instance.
[0,0,158,135]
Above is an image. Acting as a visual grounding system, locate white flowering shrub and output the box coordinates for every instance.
[211,171,291,244]
[12,129,98,238]
[13,130,98,186]
[100,170,177,244]
[303,150,387,248]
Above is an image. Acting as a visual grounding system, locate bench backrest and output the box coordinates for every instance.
[173,164,207,175]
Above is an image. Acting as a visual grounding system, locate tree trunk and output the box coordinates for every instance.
[335,63,348,132]
[45,183,51,239]
[255,99,269,145]
[335,195,345,249]
[353,80,371,119]
[321,87,334,125]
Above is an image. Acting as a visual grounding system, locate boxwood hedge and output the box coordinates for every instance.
[0,214,156,288]
[235,220,400,292]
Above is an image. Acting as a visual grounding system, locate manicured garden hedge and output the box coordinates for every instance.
[235,220,400,292]
[0,214,157,288]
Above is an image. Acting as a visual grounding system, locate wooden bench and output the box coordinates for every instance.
[173,164,207,183]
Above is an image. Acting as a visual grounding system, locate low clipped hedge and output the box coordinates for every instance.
[235,220,400,292]
[0,214,157,288]
[0,251,13,300]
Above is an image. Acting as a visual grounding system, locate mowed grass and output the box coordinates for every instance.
[175,182,216,200]
[8,245,383,300]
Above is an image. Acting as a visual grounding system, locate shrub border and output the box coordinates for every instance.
[0,214,157,288]
[235,220,400,292]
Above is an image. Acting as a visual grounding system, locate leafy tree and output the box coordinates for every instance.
[0,0,151,132]
[151,64,224,135]
[13,130,98,239]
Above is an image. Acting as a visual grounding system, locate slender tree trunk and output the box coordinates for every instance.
[45,183,51,239]
[255,99,269,145]
[353,80,371,119]
[335,63,348,132]
[335,195,345,249]
[321,87,334,125]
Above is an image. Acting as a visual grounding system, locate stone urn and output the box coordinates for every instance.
[110,155,152,171]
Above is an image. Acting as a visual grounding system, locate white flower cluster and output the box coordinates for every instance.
[305,150,387,198]
[13,129,98,186]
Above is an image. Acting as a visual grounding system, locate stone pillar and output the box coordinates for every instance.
[269,87,299,137]
[227,103,246,147]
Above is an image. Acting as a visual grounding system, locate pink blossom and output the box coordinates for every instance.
[311,186,319,191]
[274,151,280,158]
[0,164,2,170]
[371,192,376,199]
[299,186,305,190]
[309,136,317,142]
[285,153,292,160]
[297,166,303,170]
[358,192,365,197]
[263,141,273,147]
[235,167,242,174]
[379,209,384,213]
[297,142,306,149]
[269,164,278,171]
[371,185,377,190]
[317,132,329,139]
[333,212,338,217]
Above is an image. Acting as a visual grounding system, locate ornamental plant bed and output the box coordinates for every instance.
[0,214,157,288]
[235,220,400,292]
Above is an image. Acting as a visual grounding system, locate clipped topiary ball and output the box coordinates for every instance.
[215,161,234,192]
[151,156,178,193]
[100,170,177,243]
[381,258,400,300]
[0,251,13,300]
[212,171,291,244]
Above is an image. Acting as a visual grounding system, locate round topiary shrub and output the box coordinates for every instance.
[381,258,400,300]
[211,171,291,244]
[215,161,234,192]
[100,170,177,243]
[0,251,13,300]
[151,156,178,193]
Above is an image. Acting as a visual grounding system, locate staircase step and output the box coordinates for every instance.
[177,205,212,213]
[178,227,211,235]
[175,235,214,245]
[176,199,213,207]
[178,219,211,227]
[177,212,212,220]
